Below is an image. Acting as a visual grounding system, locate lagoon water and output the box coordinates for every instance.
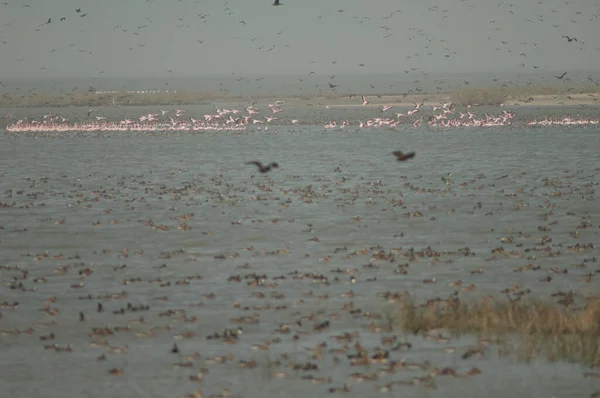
[1,107,600,398]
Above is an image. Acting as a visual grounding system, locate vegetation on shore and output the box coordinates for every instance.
[1,84,599,108]
[393,294,600,366]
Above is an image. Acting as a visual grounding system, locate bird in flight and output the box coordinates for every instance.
[273,0,282,5]
[392,151,416,162]
[561,36,577,42]
[554,72,567,79]
[246,161,279,173]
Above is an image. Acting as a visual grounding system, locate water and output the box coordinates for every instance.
[1,113,600,398]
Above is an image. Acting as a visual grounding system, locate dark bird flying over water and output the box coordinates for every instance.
[554,72,567,80]
[273,0,282,5]
[392,151,416,162]
[246,161,279,173]
[561,36,577,42]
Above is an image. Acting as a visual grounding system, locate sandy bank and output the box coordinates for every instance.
[284,92,600,108]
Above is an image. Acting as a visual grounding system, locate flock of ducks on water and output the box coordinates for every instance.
[1,142,598,398]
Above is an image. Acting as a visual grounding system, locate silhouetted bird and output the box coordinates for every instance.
[392,151,416,162]
[561,36,577,42]
[246,161,279,173]
[273,0,282,5]
[554,72,567,80]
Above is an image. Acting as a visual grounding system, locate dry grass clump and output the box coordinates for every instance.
[394,295,600,365]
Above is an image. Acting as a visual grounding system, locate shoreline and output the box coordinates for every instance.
[299,93,600,108]
[1,90,599,109]
[3,90,599,133]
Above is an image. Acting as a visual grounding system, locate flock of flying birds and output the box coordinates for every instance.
[1,0,599,95]
[247,151,414,175]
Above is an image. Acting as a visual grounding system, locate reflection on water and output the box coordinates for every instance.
[1,123,599,398]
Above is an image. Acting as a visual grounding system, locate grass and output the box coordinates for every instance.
[393,294,600,366]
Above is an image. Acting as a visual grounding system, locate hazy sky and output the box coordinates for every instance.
[0,0,599,80]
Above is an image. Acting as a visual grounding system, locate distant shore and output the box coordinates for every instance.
[292,92,600,108]
[1,85,599,108]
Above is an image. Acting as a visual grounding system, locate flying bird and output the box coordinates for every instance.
[392,151,416,162]
[561,36,577,42]
[554,72,567,79]
[273,0,282,5]
[246,161,279,173]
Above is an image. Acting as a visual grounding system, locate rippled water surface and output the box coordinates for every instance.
[1,119,600,398]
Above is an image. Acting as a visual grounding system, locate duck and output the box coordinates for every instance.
[392,151,416,162]
[246,161,279,173]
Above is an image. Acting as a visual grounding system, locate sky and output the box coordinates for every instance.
[0,0,599,90]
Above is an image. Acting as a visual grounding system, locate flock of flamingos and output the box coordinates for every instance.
[5,98,600,133]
